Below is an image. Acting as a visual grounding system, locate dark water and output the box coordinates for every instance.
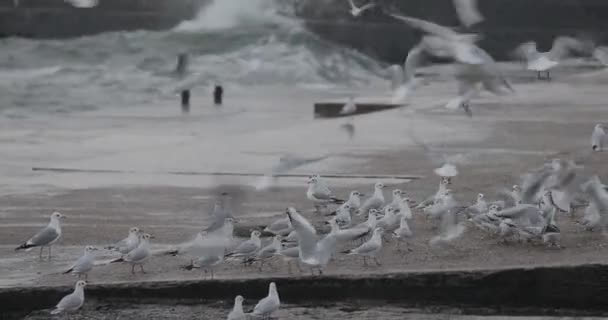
[0,0,384,114]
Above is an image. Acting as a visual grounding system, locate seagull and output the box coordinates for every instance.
[348,0,376,17]
[430,209,467,245]
[333,190,363,215]
[327,218,369,243]
[463,193,488,216]
[357,182,386,216]
[592,46,608,66]
[51,280,86,315]
[277,244,302,274]
[111,233,153,274]
[182,254,224,279]
[204,192,237,233]
[592,124,607,151]
[343,227,384,266]
[225,230,262,263]
[253,235,282,271]
[105,227,141,255]
[417,177,451,210]
[227,295,246,320]
[391,45,425,104]
[340,96,357,115]
[63,246,98,280]
[392,214,413,251]
[15,211,64,260]
[376,207,401,233]
[334,204,353,228]
[514,36,590,80]
[306,175,344,213]
[353,209,381,232]
[581,176,608,232]
[285,207,338,275]
[263,217,293,236]
[389,13,513,115]
[257,155,330,191]
[580,202,601,231]
[64,0,98,8]
[251,282,281,318]
[453,0,484,27]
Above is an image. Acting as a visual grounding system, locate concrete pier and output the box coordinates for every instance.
[4,264,608,316]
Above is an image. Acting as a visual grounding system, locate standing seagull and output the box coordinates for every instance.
[225,230,262,264]
[183,254,224,279]
[514,36,590,80]
[306,176,344,213]
[251,282,281,319]
[15,211,64,260]
[227,295,246,320]
[348,0,376,17]
[111,233,153,274]
[343,227,385,266]
[357,182,386,216]
[592,124,607,151]
[51,280,87,316]
[106,227,141,255]
[63,246,98,280]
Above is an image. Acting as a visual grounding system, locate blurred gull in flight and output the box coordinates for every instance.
[514,36,590,80]
[348,0,376,17]
[64,0,98,8]
[15,211,64,260]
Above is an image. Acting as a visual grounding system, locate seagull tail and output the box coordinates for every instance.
[331,197,345,204]
[14,243,35,251]
[181,263,196,271]
[50,308,62,315]
[110,257,124,263]
[62,268,73,274]
[340,249,352,254]
[163,249,179,257]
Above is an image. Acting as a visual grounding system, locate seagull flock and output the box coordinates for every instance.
[341,0,608,118]
[8,0,608,319]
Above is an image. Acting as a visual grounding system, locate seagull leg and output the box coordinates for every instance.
[39,247,44,260]
[537,71,541,80]
[140,264,146,274]
[48,246,52,260]
[131,265,135,275]
[374,257,382,266]
[362,257,368,266]
[547,71,551,81]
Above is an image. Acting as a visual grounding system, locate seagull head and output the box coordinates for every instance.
[76,280,87,289]
[129,227,141,235]
[51,211,64,220]
[393,189,403,197]
[251,230,262,239]
[235,295,244,304]
[375,182,385,189]
[477,193,484,201]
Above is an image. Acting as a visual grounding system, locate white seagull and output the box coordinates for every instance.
[64,246,98,280]
[111,233,153,274]
[251,282,281,318]
[15,211,64,260]
[357,182,386,216]
[51,280,87,315]
[227,295,246,320]
[514,36,589,80]
[306,175,344,213]
[343,227,384,266]
[592,124,607,151]
[106,226,141,255]
[348,0,376,17]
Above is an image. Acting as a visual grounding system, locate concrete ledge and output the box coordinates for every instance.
[314,102,401,119]
[3,264,608,314]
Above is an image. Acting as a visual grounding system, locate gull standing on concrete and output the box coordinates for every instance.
[417,177,451,210]
[357,182,386,216]
[592,124,607,151]
[286,207,338,275]
[253,235,282,271]
[277,243,302,274]
[51,280,86,316]
[226,230,262,264]
[514,36,590,80]
[106,227,141,255]
[64,246,98,280]
[227,295,246,320]
[393,214,413,250]
[376,207,401,234]
[334,190,363,215]
[15,211,64,260]
[111,233,153,274]
[306,175,344,213]
[581,176,608,233]
[264,217,293,236]
[328,218,369,244]
[343,227,385,266]
[334,204,353,228]
[183,254,224,279]
[348,0,376,17]
[251,282,281,319]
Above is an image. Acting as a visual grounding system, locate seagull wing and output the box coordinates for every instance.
[388,13,459,39]
[286,210,318,257]
[25,226,60,247]
[453,0,484,27]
